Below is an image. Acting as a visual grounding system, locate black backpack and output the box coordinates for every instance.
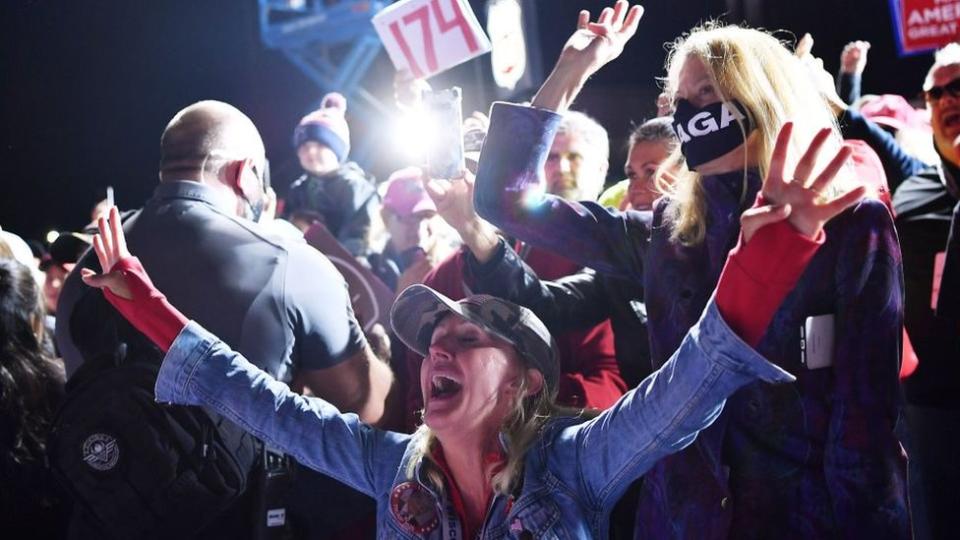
[47,273,259,539]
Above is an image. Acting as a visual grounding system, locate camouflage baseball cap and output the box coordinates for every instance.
[391,284,559,396]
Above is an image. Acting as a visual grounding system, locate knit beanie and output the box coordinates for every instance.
[293,92,350,162]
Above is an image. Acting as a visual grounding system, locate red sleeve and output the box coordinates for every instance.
[100,256,189,352]
[716,220,825,347]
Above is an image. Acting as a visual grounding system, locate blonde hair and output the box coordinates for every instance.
[405,372,592,496]
[659,23,856,245]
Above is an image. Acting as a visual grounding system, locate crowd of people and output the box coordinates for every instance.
[2,2,959,538]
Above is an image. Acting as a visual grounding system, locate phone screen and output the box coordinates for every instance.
[424,87,464,179]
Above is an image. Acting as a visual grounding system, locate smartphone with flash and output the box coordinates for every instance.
[106,186,114,207]
[424,87,464,179]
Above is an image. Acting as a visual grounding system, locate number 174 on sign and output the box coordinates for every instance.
[373,0,492,79]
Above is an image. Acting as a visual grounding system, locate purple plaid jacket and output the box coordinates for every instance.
[473,103,910,539]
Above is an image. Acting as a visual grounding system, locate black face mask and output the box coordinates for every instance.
[672,99,755,170]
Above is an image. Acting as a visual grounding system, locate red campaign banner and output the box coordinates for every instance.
[889,0,960,56]
[303,223,396,332]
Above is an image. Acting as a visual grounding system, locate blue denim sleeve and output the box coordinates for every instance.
[473,102,649,281]
[155,321,409,497]
[839,108,929,192]
[547,299,795,508]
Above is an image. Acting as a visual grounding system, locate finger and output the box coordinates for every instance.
[795,33,813,58]
[109,206,127,259]
[80,268,108,289]
[658,168,681,188]
[97,216,114,267]
[471,111,489,126]
[620,5,644,36]
[586,22,612,36]
[793,128,832,185]
[81,269,134,300]
[92,233,110,273]
[611,0,627,28]
[424,178,449,202]
[767,121,795,189]
[821,185,866,217]
[808,144,854,194]
[597,7,614,26]
[577,10,589,30]
[741,204,792,242]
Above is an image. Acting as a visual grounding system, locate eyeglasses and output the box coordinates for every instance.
[925,78,960,102]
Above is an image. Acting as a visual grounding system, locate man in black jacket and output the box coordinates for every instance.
[881,44,960,540]
[57,100,393,538]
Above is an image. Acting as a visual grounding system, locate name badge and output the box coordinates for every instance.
[800,314,835,369]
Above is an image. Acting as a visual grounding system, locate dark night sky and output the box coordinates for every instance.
[0,0,936,242]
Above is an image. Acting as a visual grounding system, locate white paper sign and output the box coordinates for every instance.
[373,0,492,79]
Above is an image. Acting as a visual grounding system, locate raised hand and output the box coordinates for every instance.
[794,33,847,115]
[558,1,644,76]
[393,69,431,111]
[761,122,866,239]
[425,172,479,234]
[794,33,814,59]
[425,171,501,263]
[840,40,871,75]
[532,1,643,112]
[80,206,134,299]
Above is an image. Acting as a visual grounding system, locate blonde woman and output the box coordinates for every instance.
[473,2,908,538]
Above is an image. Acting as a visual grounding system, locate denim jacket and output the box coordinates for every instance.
[473,103,909,539]
[155,300,793,539]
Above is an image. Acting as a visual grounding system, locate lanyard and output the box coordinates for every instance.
[439,494,464,540]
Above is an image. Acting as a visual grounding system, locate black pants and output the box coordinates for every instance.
[904,405,960,540]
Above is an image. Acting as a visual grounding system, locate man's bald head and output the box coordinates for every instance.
[159,100,265,182]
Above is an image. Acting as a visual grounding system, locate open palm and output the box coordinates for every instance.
[557,1,644,77]
[80,206,135,299]
[761,122,865,238]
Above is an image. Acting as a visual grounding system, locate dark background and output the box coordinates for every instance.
[0,0,936,241]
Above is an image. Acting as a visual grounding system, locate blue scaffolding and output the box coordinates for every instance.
[258,0,390,164]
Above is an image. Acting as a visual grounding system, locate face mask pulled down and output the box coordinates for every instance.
[672,100,755,170]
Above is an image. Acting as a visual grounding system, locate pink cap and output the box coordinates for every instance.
[859,94,930,132]
[382,167,436,216]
